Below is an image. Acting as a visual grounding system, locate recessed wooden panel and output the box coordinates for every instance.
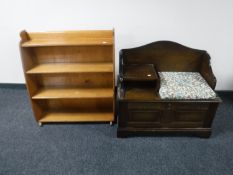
[129,111,161,122]
[175,103,209,110]
[32,46,113,63]
[174,111,207,122]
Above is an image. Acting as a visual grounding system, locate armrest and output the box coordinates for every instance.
[200,52,217,89]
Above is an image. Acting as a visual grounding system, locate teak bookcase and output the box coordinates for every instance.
[20,30,115,126]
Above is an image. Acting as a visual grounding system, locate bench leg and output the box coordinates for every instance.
[117,130,128,138]
[197,131,211,138]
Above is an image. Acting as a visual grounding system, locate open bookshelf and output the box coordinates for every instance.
[20,30,115,126]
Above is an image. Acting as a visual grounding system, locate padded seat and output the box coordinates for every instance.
[159,72,216,100]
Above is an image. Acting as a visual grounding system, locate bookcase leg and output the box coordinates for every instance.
[38,122,43,127]
[110,121,113,126]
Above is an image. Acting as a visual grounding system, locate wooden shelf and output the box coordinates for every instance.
[27,63,113,74]
[32,88,113,99]
[20,30,115,123]
[22,38,113,47]
[39,112,114,122]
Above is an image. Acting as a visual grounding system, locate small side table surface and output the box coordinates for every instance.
[122,64,158,82]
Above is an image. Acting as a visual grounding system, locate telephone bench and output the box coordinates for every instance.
[117,41,221,138]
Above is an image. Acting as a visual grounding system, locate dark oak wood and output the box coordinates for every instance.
[123,64,158,81]
[117,41,221,138]
[121,64,160,92]
[120,41,205,71]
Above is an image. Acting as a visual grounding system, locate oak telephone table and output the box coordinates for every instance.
[117,41,221,138]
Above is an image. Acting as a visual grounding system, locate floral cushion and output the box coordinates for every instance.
[159,72,216,100]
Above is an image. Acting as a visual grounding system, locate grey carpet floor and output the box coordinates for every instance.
[0,87,232,175]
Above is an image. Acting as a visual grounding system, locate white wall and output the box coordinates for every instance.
[0,0,233,90]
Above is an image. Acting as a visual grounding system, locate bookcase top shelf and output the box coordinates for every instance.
[20,30,114,47]
[22,38,113,47]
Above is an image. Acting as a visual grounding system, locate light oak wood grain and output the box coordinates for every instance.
[22,38,113,47]
[39,112,114,122]
[27,63,113,74]
[32,88,113,99]
[22,30,113,47]
[36,73,113,88]
[28,30,113,40]
[33,46,113,63]
[20,30,115,123]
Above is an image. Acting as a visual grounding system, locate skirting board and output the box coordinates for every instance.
[0,83,26,89]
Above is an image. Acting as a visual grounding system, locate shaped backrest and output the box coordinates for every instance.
[120,41,216,89]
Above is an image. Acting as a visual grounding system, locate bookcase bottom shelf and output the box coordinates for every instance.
[39,112,114,123]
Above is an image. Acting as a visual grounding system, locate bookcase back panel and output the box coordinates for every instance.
[28,30,113,41]
[33,46,113,63]
[36,98,113,111]
[34,73,113,88]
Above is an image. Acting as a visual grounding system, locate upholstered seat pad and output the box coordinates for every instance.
[159,72,216,99]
